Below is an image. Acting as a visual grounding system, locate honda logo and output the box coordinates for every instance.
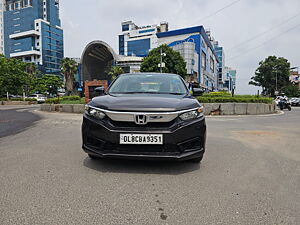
[134,115,148,125]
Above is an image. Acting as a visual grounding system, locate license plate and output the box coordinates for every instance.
[120,134,163,145]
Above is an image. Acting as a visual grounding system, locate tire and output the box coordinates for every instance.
[88,154,99,160]
[280,106,283,110]
[288,106,291,111]
[190,155,203,163]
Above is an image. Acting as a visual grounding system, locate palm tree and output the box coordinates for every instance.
[108,66,124,81]
[61,58,78,96]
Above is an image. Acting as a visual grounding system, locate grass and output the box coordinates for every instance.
[59,98,85,104]
[45,96,85,104]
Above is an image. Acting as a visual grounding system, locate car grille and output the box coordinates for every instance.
[108,119,178,128]
[103,142,180,154]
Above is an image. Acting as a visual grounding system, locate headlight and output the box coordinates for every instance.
[179,107,204,121]
[85,105,106,119]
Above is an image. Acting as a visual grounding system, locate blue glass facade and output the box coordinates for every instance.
[41,21,63,74]
[215,47,223,67]
[122,24,129,31]
[4,0,64,75]
[127,39,150,57]
[139,28,155,34]
[118,35,124,55]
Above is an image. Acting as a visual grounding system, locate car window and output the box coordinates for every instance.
[109,74,188,95]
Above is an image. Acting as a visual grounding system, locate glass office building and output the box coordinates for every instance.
[214,41,226,90]
[3,0,64,75]
[119,21,219,90]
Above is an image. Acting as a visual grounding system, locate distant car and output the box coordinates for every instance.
[29,94,47,103]
[290,98,300,106]
[1,94,22,99]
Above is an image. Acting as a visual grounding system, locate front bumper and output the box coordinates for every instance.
[82,114,206,161]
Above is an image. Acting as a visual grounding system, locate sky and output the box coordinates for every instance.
[60,0,300,94]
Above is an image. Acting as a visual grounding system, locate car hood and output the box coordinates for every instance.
[90,94,200,112]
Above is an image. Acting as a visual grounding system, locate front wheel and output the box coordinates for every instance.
[288,106,291,111]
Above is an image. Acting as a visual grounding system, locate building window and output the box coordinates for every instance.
[139,29,155,34]
[201,51,206,70]
[201,40,206,49]
[118,35,125,55]
[210,56,214,72]
[122,24,130,32]
[127,39,150,57]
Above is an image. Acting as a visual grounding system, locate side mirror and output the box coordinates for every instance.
[94,86,105,96]
[192,88,204,96]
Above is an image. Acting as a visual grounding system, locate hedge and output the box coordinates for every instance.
[45,95,81,104]
[202,92,231,97]
[60,96,80,101]
[197,97,273,104]
[46,98,60,104]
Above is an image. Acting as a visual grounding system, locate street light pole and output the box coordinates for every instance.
[275,69,278,93]
[159,48,166,73]
[273,65,278,96]
[160,48,162,73]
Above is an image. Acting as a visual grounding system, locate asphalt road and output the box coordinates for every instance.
[0,106,299,225]
[0,105,40,138]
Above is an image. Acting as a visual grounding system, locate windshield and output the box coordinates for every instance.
[109,74,188,95]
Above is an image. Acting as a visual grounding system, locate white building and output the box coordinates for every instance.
[119,21,168,57]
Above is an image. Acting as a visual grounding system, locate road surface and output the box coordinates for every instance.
[0,106,299,225]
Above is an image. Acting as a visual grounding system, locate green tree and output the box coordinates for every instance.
[282,85,300,97]
[140,44,187,77]
[0,55,33,96]
[108,66,124,81]
[33,74,63,96]
[61,57,78,95]
[249,56,291,96]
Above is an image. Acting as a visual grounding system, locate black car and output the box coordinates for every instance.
[82,73,206,163]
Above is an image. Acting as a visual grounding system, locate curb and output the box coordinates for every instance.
[40,103,278,116]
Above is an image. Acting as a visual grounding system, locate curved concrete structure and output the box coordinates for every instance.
[81,41,118,81]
